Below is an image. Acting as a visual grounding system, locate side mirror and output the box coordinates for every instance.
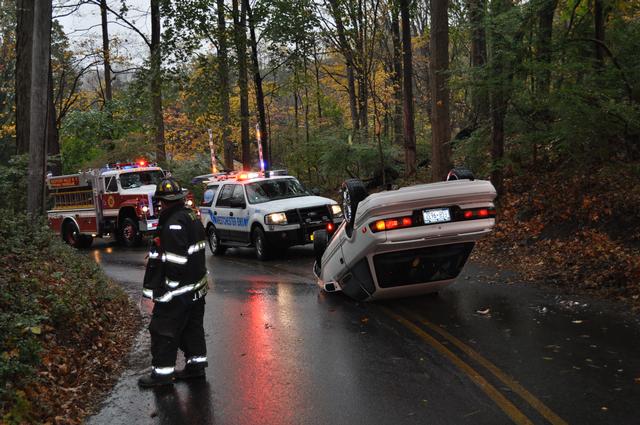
[311,188,320,196]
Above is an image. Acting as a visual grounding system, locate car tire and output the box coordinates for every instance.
[118,217,142,248]
[341,179,368,237]
[252,226,271,261]
[207,225,226,256]
[446,167,475,181]
[313,229,329,266]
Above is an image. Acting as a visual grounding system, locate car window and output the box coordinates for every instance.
[216,184,235,208]
[245,178,310,204]
[202,185,219,207]
[231,185,246,206]
[106,176,118,192]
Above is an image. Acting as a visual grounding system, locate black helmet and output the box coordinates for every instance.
[154,177,186,201]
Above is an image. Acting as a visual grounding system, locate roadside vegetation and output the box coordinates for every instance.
[0,159,140,424]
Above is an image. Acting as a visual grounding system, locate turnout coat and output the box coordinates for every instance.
[143,205,208,302]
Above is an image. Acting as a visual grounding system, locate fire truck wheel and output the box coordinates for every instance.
[118,217,142,247]
[252,226,272,261]
[207,225,226,256]
[341,179,368,237]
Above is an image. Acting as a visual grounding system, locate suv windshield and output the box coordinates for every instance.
[120,170,164,189]
[245,178,310,204]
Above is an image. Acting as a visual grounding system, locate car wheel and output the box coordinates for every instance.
[252,226,271,261]
[341,179,368,237]
[118,217,141,247]
[446,167,475,181]
[313,229,329,266]
[207,225,226,256]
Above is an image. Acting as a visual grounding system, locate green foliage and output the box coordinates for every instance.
[0,212,131,420]
[0,155,28,213]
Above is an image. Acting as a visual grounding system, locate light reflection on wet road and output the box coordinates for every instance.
[86,239,640,425]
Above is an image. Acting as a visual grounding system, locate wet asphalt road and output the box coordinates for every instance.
[86,239,640,425]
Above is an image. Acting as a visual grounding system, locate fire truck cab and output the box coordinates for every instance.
[47,161,177,248]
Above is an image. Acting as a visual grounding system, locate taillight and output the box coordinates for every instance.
[327,222,335,232]
[370,216,413,233]
[460,207,496,219]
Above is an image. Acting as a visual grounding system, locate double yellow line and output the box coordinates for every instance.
[381,307,568,425]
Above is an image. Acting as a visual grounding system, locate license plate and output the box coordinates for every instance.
[423,208,451,224]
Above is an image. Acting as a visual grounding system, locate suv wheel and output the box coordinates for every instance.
[341,179,368,237]
[313,229,329,266]
[207,225,226,256]
[252,227,271,261]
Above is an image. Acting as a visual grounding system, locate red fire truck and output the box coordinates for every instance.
[46,161,193,248]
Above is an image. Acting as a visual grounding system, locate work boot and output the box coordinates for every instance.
[175,363,207,380]
[138,370,175,388]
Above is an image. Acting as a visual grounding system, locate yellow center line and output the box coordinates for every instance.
[381,307,534,425]
[400,308,569,425]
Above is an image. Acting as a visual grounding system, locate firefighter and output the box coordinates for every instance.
[138,177,209,388]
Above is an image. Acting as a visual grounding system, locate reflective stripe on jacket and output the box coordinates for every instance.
[143,205,208,302]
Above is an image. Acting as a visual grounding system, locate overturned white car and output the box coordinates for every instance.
[312,168,497,301]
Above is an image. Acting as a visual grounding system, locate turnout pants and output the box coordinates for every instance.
[149,294,206,368]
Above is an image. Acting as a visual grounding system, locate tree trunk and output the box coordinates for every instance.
[400,0,416,177]
[100,0,112,104]
[391,6,403,147]
[469,0,488,121]
[27,0,51,214]
[150,0,165,162]
[328,0,359,133]
[245,0,269,170]
[312,42,323,119]
[233,0,251,170]
[536,0,556,94]
[429,0,452,181]
[15,0,33,155]
[217,0,233,171]
[47,59,61,176]
[489,0,516,196]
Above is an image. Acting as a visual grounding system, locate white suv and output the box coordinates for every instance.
[199,171,343,260]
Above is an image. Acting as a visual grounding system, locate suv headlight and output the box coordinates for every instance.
[265,212,288,225]
[330,204,343,218]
